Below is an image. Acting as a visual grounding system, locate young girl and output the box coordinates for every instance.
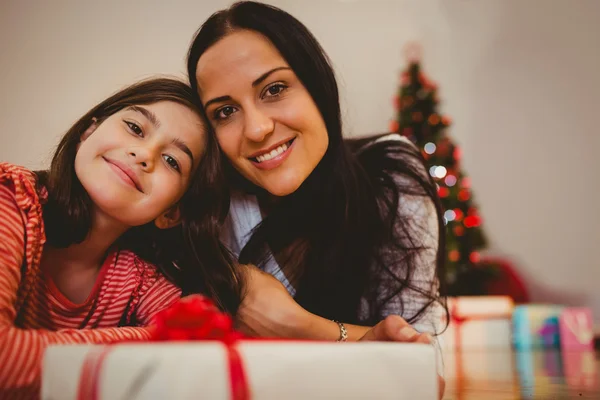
[0,78,240,397]
[187,1,446,397]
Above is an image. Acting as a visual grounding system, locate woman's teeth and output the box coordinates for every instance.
[255,142,289,163]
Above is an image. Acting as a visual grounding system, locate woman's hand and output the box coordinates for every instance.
[359,314,431,343]
[235,264,309,338]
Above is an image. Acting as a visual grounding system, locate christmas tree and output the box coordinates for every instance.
[390,53,495,295]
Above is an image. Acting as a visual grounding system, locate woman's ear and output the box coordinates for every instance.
[81,117,98,142]
[155,206,182,230]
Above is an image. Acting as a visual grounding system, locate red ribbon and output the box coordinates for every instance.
[449,301,510,351]
[76,295,250,400]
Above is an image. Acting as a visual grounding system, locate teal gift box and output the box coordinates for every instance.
[512,305,564,350]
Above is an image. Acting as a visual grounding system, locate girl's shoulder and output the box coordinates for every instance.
[0,162,48,207]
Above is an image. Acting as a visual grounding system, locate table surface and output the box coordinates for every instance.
[442,349,600,400]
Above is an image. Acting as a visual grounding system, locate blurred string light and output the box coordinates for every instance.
[424,142,436,154]
[444,209,456,222]
[429,165,447,179]
[434,166,447,179]
[445,174,457,187]
[449,250,460,262]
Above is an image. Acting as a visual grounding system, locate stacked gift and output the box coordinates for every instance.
[440,295,514,351]
[439,296,516,397]
[559,307,594,351]
[514,306,597,397]
[512,304,564,350]
[42,296,439,400]
[560,308,598,392]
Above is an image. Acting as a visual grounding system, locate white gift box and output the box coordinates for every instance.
[42,342,438,400]
[440,296,514,351]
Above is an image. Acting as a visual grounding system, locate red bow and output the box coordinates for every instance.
[77,295,250,400]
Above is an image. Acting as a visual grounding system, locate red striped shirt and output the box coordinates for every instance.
[0,163,182,399]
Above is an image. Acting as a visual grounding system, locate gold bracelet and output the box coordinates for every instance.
[333,320,348,342]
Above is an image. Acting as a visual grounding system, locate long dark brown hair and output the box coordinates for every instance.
[37,78,242,313]
[187,2,447,326]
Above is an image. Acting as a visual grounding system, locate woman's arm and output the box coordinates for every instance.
[236,265,428,342]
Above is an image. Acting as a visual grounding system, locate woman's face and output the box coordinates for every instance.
[195,29,328,197]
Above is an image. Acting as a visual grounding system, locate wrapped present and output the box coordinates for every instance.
[43,342,438,400]
[512,305,564,350]
[41,296,439,400]
[440,296,514,351]
[559,307,594,350]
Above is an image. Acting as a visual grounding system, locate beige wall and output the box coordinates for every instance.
[1,0,599,326]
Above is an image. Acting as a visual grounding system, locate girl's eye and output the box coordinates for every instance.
[263,83,288,98]
[126,121,143,136]
[214,106,237,120]
[163,155,180,172]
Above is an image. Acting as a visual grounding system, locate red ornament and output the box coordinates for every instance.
[467,207,478,216]
[461,177,471,189]
[441,115,452,126]
[449,250,460,262]
[453,146,461,161]
[453,208,464,221]
[458,189,470,202]
[469,252,481,263]
[454,226,465,236]
[389,120,400,132]
[464,215,481,228]
[428,114,440,125]
[438,187,450,198]
[402,127,413,137]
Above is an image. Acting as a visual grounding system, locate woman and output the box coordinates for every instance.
[187,1,447,394]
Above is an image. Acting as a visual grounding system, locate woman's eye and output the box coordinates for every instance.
[126,121,143,136]
[163,155,180,171]
[263,83,287,98]
[215,106,237,120]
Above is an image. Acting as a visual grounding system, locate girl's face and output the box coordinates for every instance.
[74,101,205,227]
[195,29,329,197]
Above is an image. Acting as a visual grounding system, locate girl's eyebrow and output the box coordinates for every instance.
[170,138,194,165]
[126,105,160,129]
